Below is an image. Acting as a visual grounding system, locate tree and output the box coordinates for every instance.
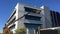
[14,27,27,34]
[58,30,60,34]
[9,30,13,34]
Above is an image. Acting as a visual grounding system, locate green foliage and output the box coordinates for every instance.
[10,31,13,34]
[58,30,60,34]
[14,27,27,34]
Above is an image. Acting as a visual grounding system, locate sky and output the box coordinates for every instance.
[0,0,60,33]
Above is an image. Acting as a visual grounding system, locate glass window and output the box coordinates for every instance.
[24,23,42,28]
[25,15,41,21]
[7,10,16,22]
[9,24,15,30]
[24,7,41,14]
[10,17,16,23]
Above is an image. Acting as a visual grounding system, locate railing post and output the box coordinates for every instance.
[38,27,40,34]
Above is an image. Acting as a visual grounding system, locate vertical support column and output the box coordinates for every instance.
[27,28,29,34]
[34,29,36,34]
[38,27,40,34]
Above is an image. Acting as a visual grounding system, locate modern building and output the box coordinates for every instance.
[3,3,60,34]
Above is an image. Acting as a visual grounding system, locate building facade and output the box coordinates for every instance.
[3,3,60,34]
[50,11,60,27]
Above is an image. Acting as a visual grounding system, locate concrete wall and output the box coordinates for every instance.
[40,6,52,28]
[16,4,42,27]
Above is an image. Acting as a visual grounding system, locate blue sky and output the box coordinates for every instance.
[0,0,60,33]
